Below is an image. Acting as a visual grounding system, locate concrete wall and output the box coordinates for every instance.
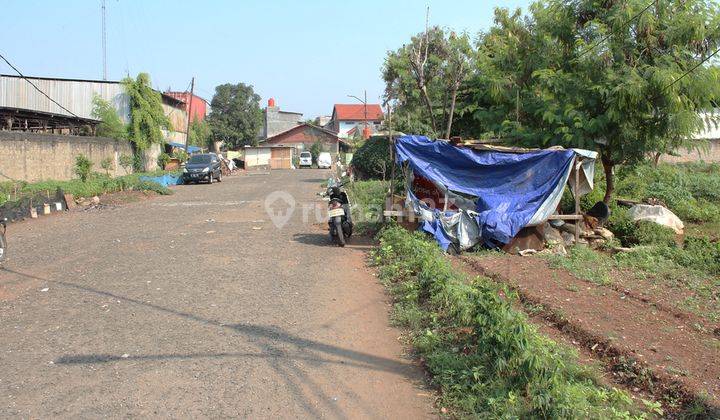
[0,132,133,182]
[263,106,303,138]
[661,139,720,163]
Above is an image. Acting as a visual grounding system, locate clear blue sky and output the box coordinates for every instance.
[1,0,531,118]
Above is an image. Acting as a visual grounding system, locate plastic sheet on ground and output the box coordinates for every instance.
[139,174,183,187]
[628,204,685,234]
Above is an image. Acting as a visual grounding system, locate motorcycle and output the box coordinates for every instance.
[0,218,7,264]
[321,180,353,247]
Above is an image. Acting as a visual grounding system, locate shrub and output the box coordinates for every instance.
[615,163,720,223]
[74,155,93,182]
[351,136,393,180]
[100,157,114,175]
[635,222,676,246]
[158,153,171,169]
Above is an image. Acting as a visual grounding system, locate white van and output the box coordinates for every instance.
[299,151,312,168]
[317,152,332,169]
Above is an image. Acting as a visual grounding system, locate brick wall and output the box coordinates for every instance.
[661,139,720,163]
[0,132,134,182]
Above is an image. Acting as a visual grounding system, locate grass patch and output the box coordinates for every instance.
[0,170,175,206]
[345,180,387,235]
[615,163,720,224]
[546,246,613,286]
[374,226,647,418]
[542,241,720,321]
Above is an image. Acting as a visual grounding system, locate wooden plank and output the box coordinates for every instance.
[383,210,405,217]
[547,214,583,220]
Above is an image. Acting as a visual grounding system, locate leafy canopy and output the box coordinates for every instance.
[384,1,720,202]
[474,0,720,200]
[207,83,263,148]
[121,73,171,150]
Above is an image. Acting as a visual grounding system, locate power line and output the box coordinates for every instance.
[659,45,720,94]
[0,52,81,118]
[575,1,656,60]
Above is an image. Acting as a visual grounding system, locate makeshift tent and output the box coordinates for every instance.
[394,135,597,249]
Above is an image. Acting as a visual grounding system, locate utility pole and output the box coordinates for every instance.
[184,77,195,153]
[101,0,107,80]
[347,91,369,139]
[364,89,368,137]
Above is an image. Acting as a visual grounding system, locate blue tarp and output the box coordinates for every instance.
[395,135,576,246]
[167,142,202,153]
[139,174,183,187]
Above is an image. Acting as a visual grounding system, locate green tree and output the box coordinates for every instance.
[310,140,322,165]
[91,95,127,140]
[470,1,720,202]
[382,26,474,138]
[188,118,211,147]
[121,73,171,150]
[207,83,262,148]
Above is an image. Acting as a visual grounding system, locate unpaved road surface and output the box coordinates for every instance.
[0,170,432,418]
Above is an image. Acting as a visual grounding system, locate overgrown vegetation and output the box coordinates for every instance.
[615,163,720,224]
[559,162,720,244]
[374,226,646,418]
[345,180,387,234]
[121,73,171,151]
[0,170,174,206]
[350,136,395,180]
[552,161,720,320]
[91,95,127,140]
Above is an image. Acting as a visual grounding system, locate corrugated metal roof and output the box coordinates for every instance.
[0,74,130,122]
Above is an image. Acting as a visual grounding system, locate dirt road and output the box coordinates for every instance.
[0,170,432,418]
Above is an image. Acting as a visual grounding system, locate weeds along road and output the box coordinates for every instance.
[0,169,431,419]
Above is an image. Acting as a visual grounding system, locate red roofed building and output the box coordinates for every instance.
[328,104,383,139]
[262,123,350,161]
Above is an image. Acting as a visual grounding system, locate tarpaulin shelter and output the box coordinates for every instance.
[393,135,597,250]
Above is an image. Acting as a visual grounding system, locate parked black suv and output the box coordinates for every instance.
[182,153,222,184]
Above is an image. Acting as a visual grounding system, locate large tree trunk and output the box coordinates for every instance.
[601,151,614,204]
[420,86,437,134]
[653,152,662,167]
[444,85,458,139]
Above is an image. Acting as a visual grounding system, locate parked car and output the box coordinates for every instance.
[183,153,222,184]
[318,152,332,169]
[299,151,312,168]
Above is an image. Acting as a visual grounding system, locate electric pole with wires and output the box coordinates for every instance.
[184,77,195,153]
